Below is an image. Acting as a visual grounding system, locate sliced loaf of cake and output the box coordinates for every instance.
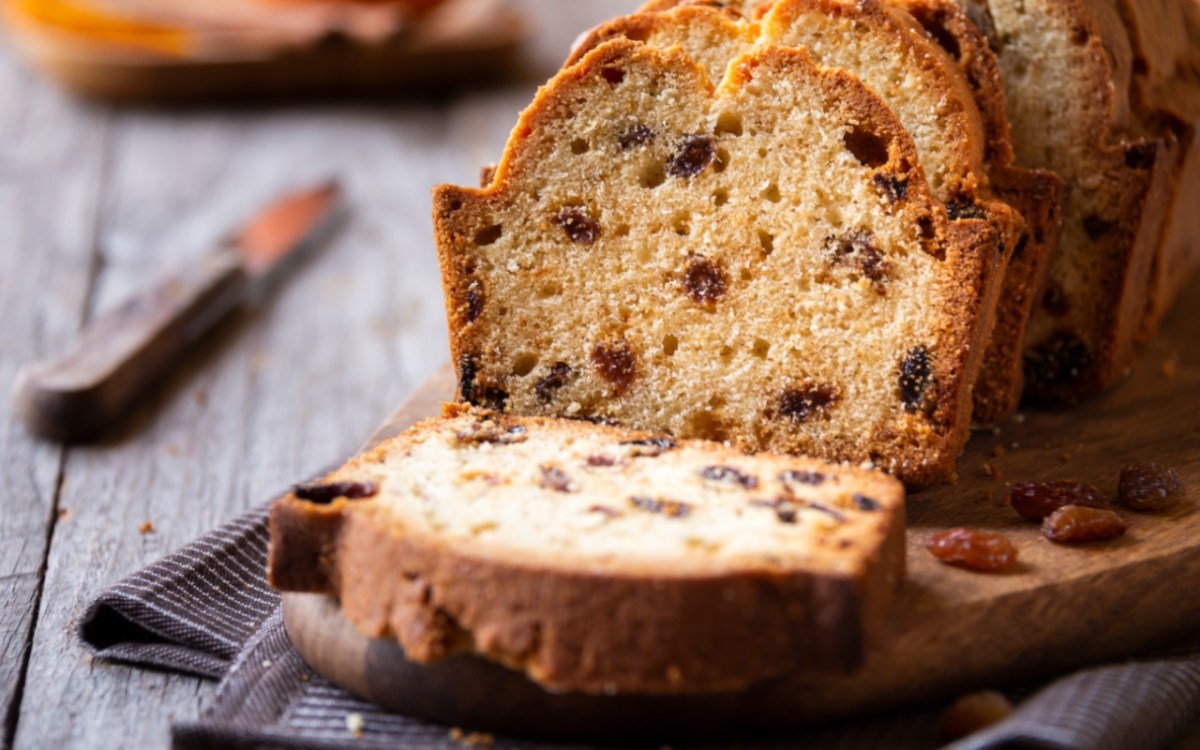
[269,404,907,694]
[570,0,1036,423]
[959,0,1175,401]
[434,39,1002,485]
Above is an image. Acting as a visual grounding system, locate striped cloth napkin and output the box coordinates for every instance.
[78,500,1200,750]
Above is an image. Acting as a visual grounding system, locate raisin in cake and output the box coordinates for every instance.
[434,39,1002,486]
[960,0,1176,401]
[570,0,1035,424]
[269,404,907,694]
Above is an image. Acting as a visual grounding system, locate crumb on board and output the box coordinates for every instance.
[138,521,155,534]
[982,463,1003,481]
[1162,359,1177,379]
[346,712,365,738]
[57,508,70,522]
[991,444,1007,458]
[449,728,495,747]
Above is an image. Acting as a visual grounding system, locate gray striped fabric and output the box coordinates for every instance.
[79,501,1200,750]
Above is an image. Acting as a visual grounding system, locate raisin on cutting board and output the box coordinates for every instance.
[1009,481,1109,520]
[926,528,1018,572]
[1118,463,1186,512]
[1042,505,1126,544]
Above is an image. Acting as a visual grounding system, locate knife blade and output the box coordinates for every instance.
[12,180,345,443]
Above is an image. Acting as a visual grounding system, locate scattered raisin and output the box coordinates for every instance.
[927,528,1018,572]
[1042,505,1126,544]
[1041,282,1070,317]
[853,494,881,512]
[807,502,848,523]
[682,256,728,304]
[540,465,576,493]
[778,384,839,423]
[535,362,573,403]
[700,465,759,489]
[750,497,800,524]
[466,281,485,322]
[591,339,637,394]
[1025,331,1092,389]
[630,496,692,518]
[780,469,827,488]
[1125,143,1156,170]
[588,505,622,518]
[873,173,908,203]
[1083,214,1116,240]
[1009,481,1109,521]
[946,197,986,220]
[293,481,379,504]
[667,135,716,178]
[1118,463,1185,512]
[620,437,677,457]
[940,691,1014,740]
[618,125,655,149]
[555,206,600,245]
[825,230,889,283]
[586,455,617,467]
[899,346,935,413]
[455,420,528,446]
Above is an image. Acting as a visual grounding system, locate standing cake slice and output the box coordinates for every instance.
[434,39,1001,486]
[269,404,906,694]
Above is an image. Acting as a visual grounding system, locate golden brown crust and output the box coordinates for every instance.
[269,406,907,695]
[435,37,996,486]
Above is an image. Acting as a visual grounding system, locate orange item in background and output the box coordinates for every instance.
[10,0,188,57]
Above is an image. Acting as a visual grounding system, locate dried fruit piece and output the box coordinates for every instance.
[778,384,839,423]
[586,455,617,467]
[294,481,379,505]
[700,465,759,489]
[1118,463,1186,512]
[899,346,935,413]
[873,173,908,203]
[555,206,600,245]
[540,465,576,493]
[534,362,573,403]
[455,420,528,446]
[667,134,716,178]
[629,496,692,518]
[1041,282,1070,317]
[620,437,677,457]
[465,281,485,322]
[1009,481,1108,520]
[1042,505,1126,544]
[588,505,621,518]
[927,528,1018,572]
[825,230,889,283]
[853,494,881,512]
[779,469,827,488]
[946,197,986,220]
[1025,331,1093,389]
[682,256,728,304]
[940,691,1014,740]
[618,124,655,149]
[591,339,637,393]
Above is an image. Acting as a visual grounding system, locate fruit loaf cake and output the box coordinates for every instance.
[269,404,907,694]
[960,0,1176,402]
[433,39,1002,486]
[569,0,1032,425]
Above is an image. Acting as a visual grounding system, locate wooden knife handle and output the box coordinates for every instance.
[12,249,248,442]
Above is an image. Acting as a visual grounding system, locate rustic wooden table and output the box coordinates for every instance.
[0,2,641,747]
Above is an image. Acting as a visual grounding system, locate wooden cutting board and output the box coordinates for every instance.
[282,279,1200,740]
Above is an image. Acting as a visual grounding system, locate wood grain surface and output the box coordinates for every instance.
[0,3,643,748]
[281,276,1199,738]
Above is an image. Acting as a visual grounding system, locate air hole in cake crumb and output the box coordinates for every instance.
[752,338,771,359]
[917,14,961,59]
[615,223,631,237]
[757,147,768,159]
[719,345,734,362]
[761,183,782,203]
[1071,25,1089,45]
[713,189,730,207]
[570,138,590,155]
[624,26,650,42]
[640,161,667,189]
[740,267,753,282]
[449,199,463,211]
[513,353,540,377]
[758,230,775,255]
[663,335,679,356]
[672,212,692,236]
[714,147,731,173]
[689,410,729,442]
[473,224,503,246]
[708,394,726,409]
[600,66,626,85]
[843,126,890,168]
[538,280,563,298]
[715,112,744,137]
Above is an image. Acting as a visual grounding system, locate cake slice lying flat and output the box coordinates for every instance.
[434,39,1001,486]
[269,404,906,694]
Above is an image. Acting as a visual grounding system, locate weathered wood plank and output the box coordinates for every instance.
[0,42,110,745]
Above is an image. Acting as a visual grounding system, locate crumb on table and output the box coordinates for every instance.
[137,521,155,534]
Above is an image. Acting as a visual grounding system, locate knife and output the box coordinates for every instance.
[12,180,346,443]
